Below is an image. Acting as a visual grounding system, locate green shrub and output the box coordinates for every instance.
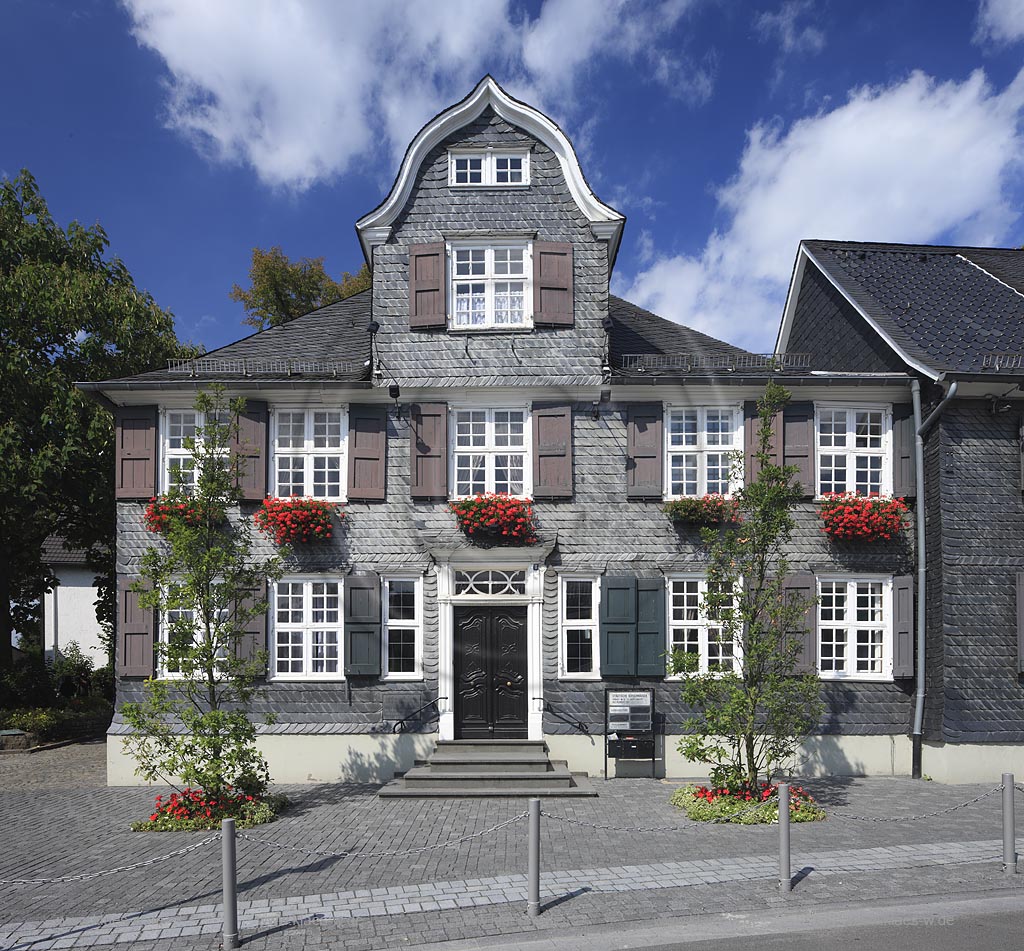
[0,704,112,740]
[670,782,826,824]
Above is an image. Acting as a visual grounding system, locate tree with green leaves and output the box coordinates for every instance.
[671,381,823,790]
[0,169,196,672]
[122,388,282,797]
[230,246,370,330]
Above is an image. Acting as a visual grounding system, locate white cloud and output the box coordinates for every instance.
[618,68,1024,351]
[123,0,704,190]
[976,0,1024,44]
[756,1,825,55]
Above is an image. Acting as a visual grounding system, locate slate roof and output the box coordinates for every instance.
[42,536,89,566]
[802,240,1024,376]
[608,295,751,362]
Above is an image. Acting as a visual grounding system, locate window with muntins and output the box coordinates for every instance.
[816,405,891,496]
[818,577,892,679]
[668,577,739,674]
[448,150,529,186]
[162,410,230,492]
[559,576,599,678]
[272,579,343,680]
[452,407,530,497]
[272,408,346,500]
[383,577,422,679]
[449,243,532,330]
[665,407,742,497]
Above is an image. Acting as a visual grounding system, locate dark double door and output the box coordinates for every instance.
[454,605,528,739]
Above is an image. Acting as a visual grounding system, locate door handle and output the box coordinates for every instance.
[506,681,512,686]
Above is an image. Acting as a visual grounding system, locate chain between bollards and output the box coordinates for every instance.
[778,782,791,894]
[1003,773,1017,875]
[527,798,541,918]
[222,817,240,949]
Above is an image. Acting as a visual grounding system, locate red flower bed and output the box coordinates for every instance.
[143,495,221,533]
[663,493,740,525]
[693,781,813,805]
[448,493,538,544]
[254,497,340,545]
[148,787,255,824]
[819,493,907,542]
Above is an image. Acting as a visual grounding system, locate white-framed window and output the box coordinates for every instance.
[161,409,230,493]
[448,241,533,330]
[817,576,893,680]
[158,602,232,678]
[271,407,347,500]
[667,576,740,675]
[815,404,892,497]
[558,575,600,679]
[448,150,530,186]
[665,406,743,498]
[382,576,422,680]
[450,406,531,497]
[270,578,344,680]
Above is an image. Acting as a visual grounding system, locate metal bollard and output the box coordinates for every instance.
[527,798,541,918]
[778,783,791,894]
[1003,773,1017,875]
[222,818,240,949]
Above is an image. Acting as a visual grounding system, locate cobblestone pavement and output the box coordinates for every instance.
[1,741,1022,951]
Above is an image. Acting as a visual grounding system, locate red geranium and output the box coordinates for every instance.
[143,495,223,534]
[819,493,907,542]
[448,493,538,544]
[254,497,340,545]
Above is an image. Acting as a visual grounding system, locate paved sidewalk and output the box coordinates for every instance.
[1,741,1022,951]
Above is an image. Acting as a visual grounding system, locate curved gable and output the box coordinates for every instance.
[356,75,625,266]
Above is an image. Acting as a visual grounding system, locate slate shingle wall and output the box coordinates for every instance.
[934,402,1024,742]
[923,411,946,740]
[373,107,605,387]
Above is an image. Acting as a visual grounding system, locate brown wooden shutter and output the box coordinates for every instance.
[782,402,815,497]
[115,406,158,499]
[345,573,381,676]
[409,242,447,329]
[892,575,914,678]
[410,403,448,499]
[234,580,267,667]
[116,576,154,677]
[744,400,781,485]
[533,241,573,327]
[231,401,267,501]
[626,403,663,499]
[892,403,916,498]
[532,403,573,498]
[782,572,817,674]
[1017,572,1024,674]
[347,405,388,501]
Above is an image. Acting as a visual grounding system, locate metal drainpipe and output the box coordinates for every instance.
[911,378,958,778]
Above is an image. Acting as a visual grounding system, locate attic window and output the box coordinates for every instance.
[449,150,530,186]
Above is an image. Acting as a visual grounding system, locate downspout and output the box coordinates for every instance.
[910,378,958,778]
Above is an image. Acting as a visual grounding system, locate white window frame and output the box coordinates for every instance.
[269,576,345,682]
[269,405,348,501]
[448,149,530,187]
[449,404,533,499]
[382,575,423,681]
[446,240,534,331]
[814,403,892,498]
[816,575,894,682]
[160,408,232,494]
[666,575,742,678]
[664,405,744,500]
[557,574,601,681]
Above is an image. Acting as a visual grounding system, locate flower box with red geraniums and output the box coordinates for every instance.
[818,493,908,542]
[130,787,287,831]
[254,497,340,546]
[670,781,825,823]
[663,493,740,526]
[143,495,224,534]
[449,493,539,545]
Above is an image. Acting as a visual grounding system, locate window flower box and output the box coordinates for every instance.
[663,493,740,526]
[818,493,907,542]
[143,495,225,534]
[449,493,538,544]
[254,497,341,545]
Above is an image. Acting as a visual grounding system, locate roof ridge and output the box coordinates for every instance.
[804,238,1024,255]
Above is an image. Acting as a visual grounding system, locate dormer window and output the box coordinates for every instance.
[449,241,533,330]
[448,150,530,186]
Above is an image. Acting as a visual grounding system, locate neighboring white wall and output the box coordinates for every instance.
[43,567,106,668]
[922,741,1024,785]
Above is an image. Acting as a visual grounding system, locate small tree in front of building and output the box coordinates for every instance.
[671,381,823,793]
[122,388,283,825]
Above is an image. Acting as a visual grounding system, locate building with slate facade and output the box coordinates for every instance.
[85,77,1023,786]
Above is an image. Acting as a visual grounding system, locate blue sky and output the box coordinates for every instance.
[3,0,1024,354]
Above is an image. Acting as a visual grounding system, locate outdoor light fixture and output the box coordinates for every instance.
[591,387,612,420]
[389,383,404,420]
[366,320,380,335]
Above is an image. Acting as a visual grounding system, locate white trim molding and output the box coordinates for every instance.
[355,75,625,266]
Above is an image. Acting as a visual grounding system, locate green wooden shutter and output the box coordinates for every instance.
[344,574,381,676]
[636,579,666,677]
[600,576,637,676]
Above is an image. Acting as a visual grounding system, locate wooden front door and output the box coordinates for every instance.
[453,605,528,739]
